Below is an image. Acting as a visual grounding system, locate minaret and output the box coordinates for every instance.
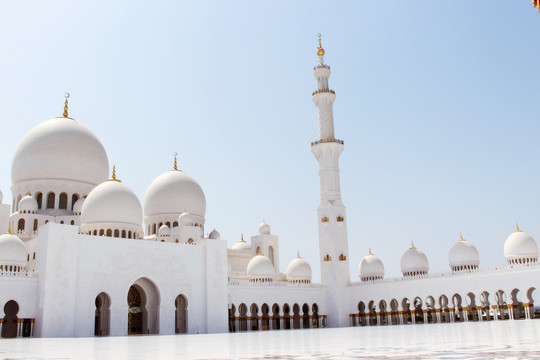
[311,35,350,327]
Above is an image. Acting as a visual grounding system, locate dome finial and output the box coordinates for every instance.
[459,232,464,241]
[410,240,415,249]
[368,248,372,255]
[7,223,12,234]
[256,247,262,255]
[173,152,178,171]
[297,250,301,258]
[317,33,325,57]
[63,93,70,117]
[516,222,522,232]
[112,165,116,180]
[240,233,245,243]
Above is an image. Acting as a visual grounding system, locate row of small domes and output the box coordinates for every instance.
[245,250,312,282]
[359,227,539,281]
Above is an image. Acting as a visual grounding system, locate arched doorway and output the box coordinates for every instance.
[175,294,188,334]
[302,303,310,329]
[283,303,291,329]
[2,300,19,338]
[292,303,301,329]
[94,292,111,336]
[271,303,280,330]
[238,303,248,331]
[127,278,160,335]
[312,303,320,328]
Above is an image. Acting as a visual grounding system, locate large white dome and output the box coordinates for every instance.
[449,234,479,271]
[504,227,538,265]
[18,194,38,214]
[81,178,142,227]
[358,250,384,281]
[286,254,312,283]
[12,117,109,186]
[0,232,27,268]
[400,243,429,277]
[144,170,206,218]
[246,254,274,280]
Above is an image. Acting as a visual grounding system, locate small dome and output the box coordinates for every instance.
[12,117,109,186]
[144,170,206,218]
[158,224,170,237]
[504,226,538,265]
[18,194,38,213]
[358,250,385,281]
[286,254,312,283]
[258,221,271,235]
[449,234,480,271]
[247,253,274,280]
[400,243,429,277]
[72,196,86,215]
[81,179,142,227]
[0,232,27,268]
[209,229,221,240]
[178,212,194,226]
[232,235,251,251]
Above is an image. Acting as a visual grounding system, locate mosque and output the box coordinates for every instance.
[0,38,539,338]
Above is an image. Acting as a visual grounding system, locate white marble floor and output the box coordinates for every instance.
[1,321,540,359]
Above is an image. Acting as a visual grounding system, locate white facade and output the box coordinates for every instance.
[0,40,539,338]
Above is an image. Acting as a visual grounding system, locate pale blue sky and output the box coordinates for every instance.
[1,1,539,280]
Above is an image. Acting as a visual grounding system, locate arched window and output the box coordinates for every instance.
[36,192,43,210]
[173,221,178,227]
[71,194,79,210]
[128,231,132,239]
[46,192,55,209]
[121,230,126,238]
[106,229,112,237]
[99,229,104,236]
[60,221,64,224]
[59,193,68,210]
[33,219,38,232]
[114,229,119,238]
[268,246,275,267]
[33,252,35,260]
[17,218,25,232]
[70,220,75,225]
[166,222,171,228]
[152,224,156,234]
[93,230,98,235]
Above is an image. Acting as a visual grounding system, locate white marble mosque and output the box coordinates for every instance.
[0,37,539,339]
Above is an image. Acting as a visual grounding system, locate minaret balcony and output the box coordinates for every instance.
[313,64,330,70]
[312,89,335,96]
[311,138,344,146]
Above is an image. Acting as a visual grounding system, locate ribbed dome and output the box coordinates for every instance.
[286,254,312,283]
[400,243,429,277]
[178,212,194,226]
[81,179,142,227]
[449,234,480,271]
[12,117,109,186]
[209,229,221,240]
[246,254,274,280]
[359,250,385,281]
[72,197,86,215]
[144,170,206,218]
[258,221,271,235]
[18,194,38,213]
[0,233,27,268]
[504,227,538,265]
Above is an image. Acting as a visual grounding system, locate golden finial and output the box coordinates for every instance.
[7,223,12,234]
[63,93,70,117]
[112,165,116,180]
[297,251,301,259]
[317,33,325,56]
[173,152,178,171]
[459,232,465,241]
[368,248,372,255]
[257,247,262,255]
[516,223,522,232]
[410,241,416,249]
[240,234,245,243]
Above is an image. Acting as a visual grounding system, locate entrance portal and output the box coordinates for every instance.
[175,294,188,333]
[94,292,111,336]
[2,300,19,338]
[128,286,143,334]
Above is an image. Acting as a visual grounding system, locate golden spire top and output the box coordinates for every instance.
[317,33,325,56]
[107,165,121,182]
[7,223,12,234]
[516,223,522,232]
[257,247,262,255]
[63,92,70,117]
[368,248,372,255]
[459,232,465,241]
[240,234,245,243]
[173,152,178,171]
[297,251,301,259]
[410,240,416,249]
